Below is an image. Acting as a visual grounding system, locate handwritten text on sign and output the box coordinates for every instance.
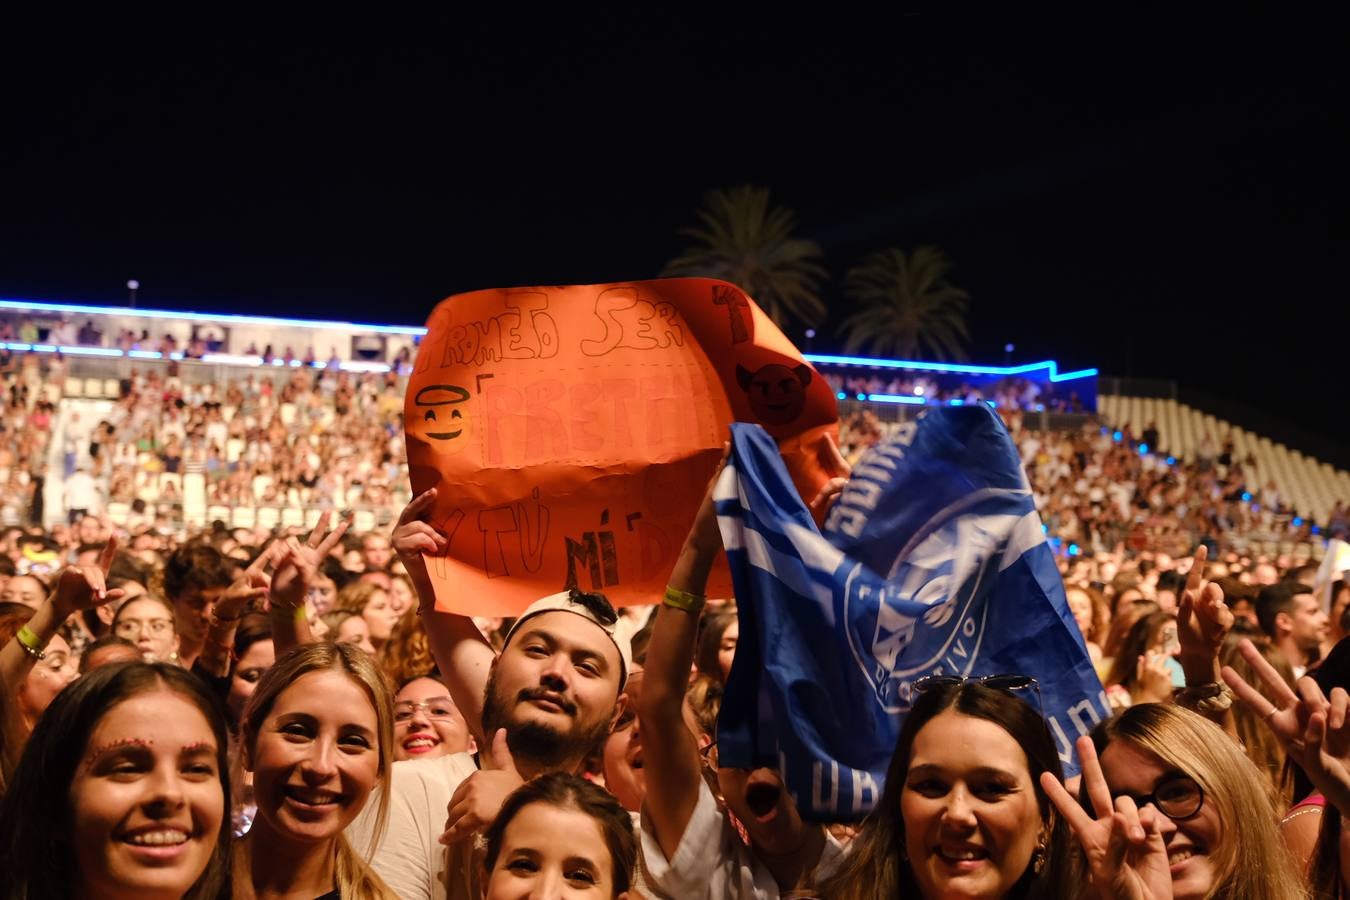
[406,279,838,615]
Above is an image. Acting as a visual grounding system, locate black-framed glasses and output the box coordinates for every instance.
[1120,773,1205,820]
[911,674,1044,715]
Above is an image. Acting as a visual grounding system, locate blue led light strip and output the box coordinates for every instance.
[804,353,1098,383]
[0,297,428,336]
[1,342,390,373]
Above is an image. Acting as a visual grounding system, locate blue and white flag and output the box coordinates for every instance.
[714,407,1109,822]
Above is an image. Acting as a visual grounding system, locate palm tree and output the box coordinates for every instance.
[838,246,971,361]
[662,185,827,330]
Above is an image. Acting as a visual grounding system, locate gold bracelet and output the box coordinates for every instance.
[16,624,46,660]
[663,585,706,613]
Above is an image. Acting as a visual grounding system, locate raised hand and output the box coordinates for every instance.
[1041,736,1173,900]
[1133,650,1174,705]
[1176,546,1233,666]
[393,489,448,614]
[1223,638,1350,814]
[52,535,125,619]
[439,728,524,844]
[271,510,350,610]
[214,542,277,621]
[809,433,852,522]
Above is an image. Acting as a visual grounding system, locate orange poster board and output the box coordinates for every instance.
[406,278,838,615]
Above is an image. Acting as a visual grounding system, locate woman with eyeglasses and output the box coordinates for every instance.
[1045,703,1306,900]
[391,674,474,761]
[112,594,182,663]
[817,677,1074,899]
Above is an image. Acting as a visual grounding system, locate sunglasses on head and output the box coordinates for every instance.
[567,588,618,627]
[911,674,1044,714]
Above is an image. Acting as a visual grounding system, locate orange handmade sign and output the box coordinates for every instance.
[406,278,838,615]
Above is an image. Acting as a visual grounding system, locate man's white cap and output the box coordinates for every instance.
[501,590,632,688]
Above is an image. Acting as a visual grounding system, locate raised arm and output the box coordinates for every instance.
[395,488,496,747]
[1224,638,1350,816]
[268,511,350,655]
[1,537,123,689]
[1173,545,1237,737]
[639,457,724,862]
[195,542,276,678]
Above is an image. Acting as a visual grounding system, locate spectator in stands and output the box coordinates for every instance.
[62,465,100,524]
[335,581,399,655]
[77,632,142,672]
[111,593,181,663]
[391,675,475,761]
[480,773,637,900]
[1,573,47,609]
[162,543,234,669]
[0,661,232,900]
[1256,581,1328,678]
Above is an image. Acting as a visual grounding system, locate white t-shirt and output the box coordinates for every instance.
[347,752,478,900]
[639,778,846,900]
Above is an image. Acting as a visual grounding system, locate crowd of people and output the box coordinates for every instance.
[2,348,411,531]
[839,407,1335,559]
[1,346,1349,898]
[820,370,1089,413]
[0,442,1346,898]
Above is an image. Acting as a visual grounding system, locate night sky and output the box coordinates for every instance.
[3,20,1344,446]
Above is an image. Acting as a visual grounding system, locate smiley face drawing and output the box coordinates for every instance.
[736,363,812,426]
[413,384,472,441]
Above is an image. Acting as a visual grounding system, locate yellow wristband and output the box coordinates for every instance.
[293,606,309,625]
[663,586,706,613]
[16,625,46,660]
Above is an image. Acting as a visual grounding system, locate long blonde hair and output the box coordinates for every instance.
[238,641,398,900]
[1221,637,1295,804]
[1094,704,1307,900]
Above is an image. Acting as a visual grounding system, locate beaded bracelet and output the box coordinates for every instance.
[16,624,46,660]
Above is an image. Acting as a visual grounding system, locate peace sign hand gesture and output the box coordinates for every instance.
[1041,736,1173,900]
[270,510,350,611]
[1223,638,1350,815]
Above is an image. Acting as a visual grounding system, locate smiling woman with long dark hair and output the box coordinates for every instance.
[816,679,1074,900]
[0,661,233,900]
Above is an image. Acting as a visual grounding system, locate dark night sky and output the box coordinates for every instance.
[2,19,1345,443]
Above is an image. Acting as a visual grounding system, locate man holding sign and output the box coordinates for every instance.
[348,488,633,899]
[352,277,840,898]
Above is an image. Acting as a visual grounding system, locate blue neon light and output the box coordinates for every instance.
[1166,456,1176,466]
[1068,543,1080,556]
[866,394,926,405]
[1242,492,1252,502]
[0,297,428,336]
[835,391,846,400]
[0,342,392,373]
[1294,517,1304,527]
[856,393,868,401]
[804,352,1098,382]
[948,398,964,406]
[54,345,123,357]
[1139,444,1149,455]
